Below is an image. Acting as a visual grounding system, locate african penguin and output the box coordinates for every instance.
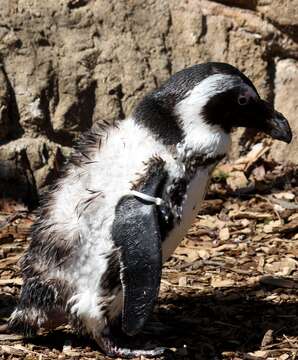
[9,62,292,358]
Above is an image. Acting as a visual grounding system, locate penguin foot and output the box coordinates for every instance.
[100,324,173,358]
[103,341,171,359]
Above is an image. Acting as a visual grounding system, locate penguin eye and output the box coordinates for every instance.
[238,95,249,106]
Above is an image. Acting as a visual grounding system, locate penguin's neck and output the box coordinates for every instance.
[177,118,231,163]
[173,73,234,160]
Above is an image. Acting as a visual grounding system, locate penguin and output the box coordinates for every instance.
[9,62,292,358]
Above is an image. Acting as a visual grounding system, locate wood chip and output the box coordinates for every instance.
[0,334,24,341]
[0,278,23,286]
[219,227,230,241]
[178,276,187,287]
[273,192,295,201]
[247,350,269,358]
[211,278,235,288]
[0,345,24,355]
[229,211,272,220]
[261,329,274,348]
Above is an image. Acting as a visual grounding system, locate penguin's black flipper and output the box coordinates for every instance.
[113,195,162,336]
[112,158,167,336]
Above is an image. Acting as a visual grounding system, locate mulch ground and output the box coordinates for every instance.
[0,148,297,359]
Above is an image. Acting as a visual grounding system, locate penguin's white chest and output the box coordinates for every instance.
[162,167,211,262]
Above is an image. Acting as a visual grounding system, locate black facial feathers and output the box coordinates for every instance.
[133,94,184,146]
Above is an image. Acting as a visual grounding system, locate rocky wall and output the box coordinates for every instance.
[0,0,297,203]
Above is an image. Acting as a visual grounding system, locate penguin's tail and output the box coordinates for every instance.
[8,277,65,336]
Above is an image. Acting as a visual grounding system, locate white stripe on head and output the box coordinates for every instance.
[175,74,256,157]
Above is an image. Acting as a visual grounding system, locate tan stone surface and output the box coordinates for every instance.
[257,0,298,28]
[0,0,297,201]
[270,59,298,163]
[0,136,70,203]
[0,67,11,140]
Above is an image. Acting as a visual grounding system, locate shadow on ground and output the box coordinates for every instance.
[1,282,296,359]
[155,283,297,359]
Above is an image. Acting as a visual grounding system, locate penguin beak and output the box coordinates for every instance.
[256,100,292,144]
[264,110,292,144]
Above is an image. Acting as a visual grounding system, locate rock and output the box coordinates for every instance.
[0,0,297,200]
[169,0,206,71]
[205,14,231,62]
[257,0,298,29]
[0,67,11,140]
[227,28,270,99]
[0,138,69,205]
[270,59,298,163]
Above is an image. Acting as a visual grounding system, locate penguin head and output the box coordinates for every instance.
[134,62,292,145]
[196,68,292,144]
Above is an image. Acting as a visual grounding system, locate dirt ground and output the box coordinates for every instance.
[0,147,297,360]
